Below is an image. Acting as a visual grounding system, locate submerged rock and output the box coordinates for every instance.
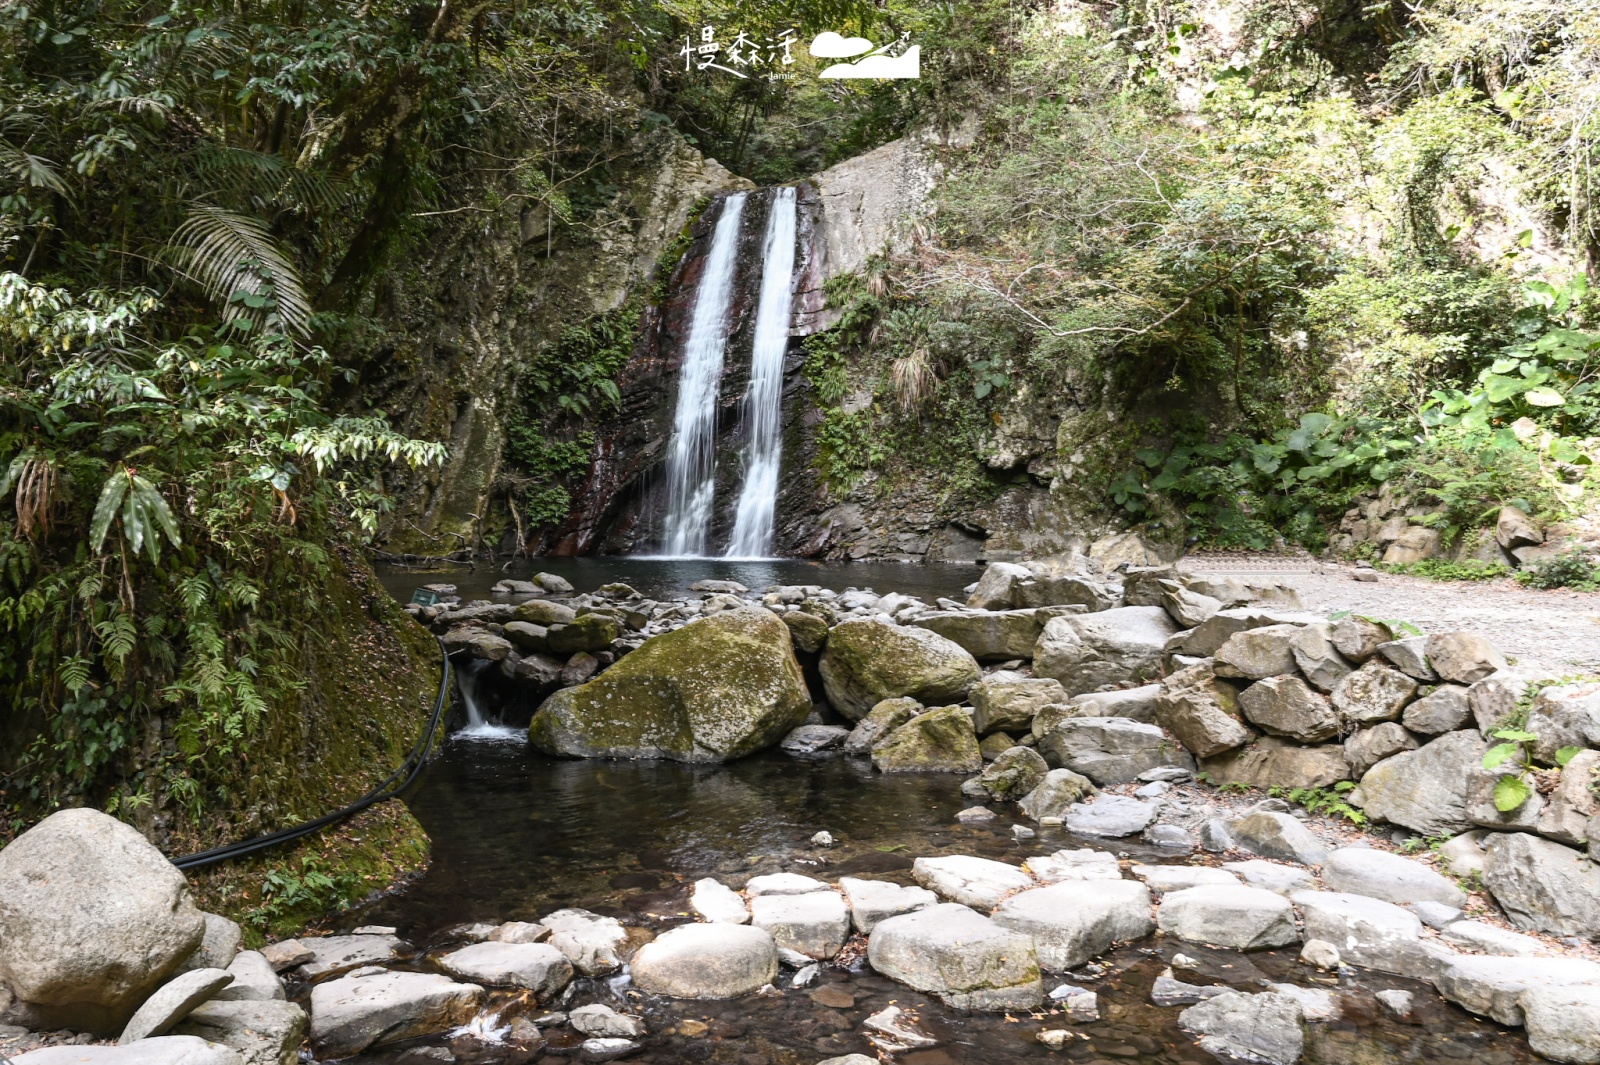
[528,608,810,762]
[819,619,981,720]
[1179,990,1304,1065]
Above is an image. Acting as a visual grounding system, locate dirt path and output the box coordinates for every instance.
[1178,551,1600,675]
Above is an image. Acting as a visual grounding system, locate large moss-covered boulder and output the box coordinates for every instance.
[528,609,810,762]
[819,619,980,721]
[871,707,983,773]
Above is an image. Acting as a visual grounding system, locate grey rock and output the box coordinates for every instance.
[1433,953,1600,1025]
[1038,716,1188,785]
[1358,730,1485,837]
[1526,681,1600,764]
[1202,737,1349,791]
[1290,623,1354,692]
[1331,663,1418,725]
[1466,763,1545,830]
[1300,940,1340,969]
[1065,795,1160,838]
[966,562,1032,609]
[1239,676,1339,742]
[213,952,283,1002]
[972,745,1049,801]
[969,674,1067,734]
[872,706,983,773]
[1033,607,1178,693]
[1374,989,1413,1018]
[1172,609,1323,659]
[1214,625,1302,680]
[1482,832,1600,936]
[1145,824,1195,849]
[1151,974,1231,1006]
[1130,866,1240,894]
[542,909,628,976]
[783,610,829,653]
[746,873,829,896]
[257,942,312,972]
[119,968,234,1044]
[690,879,749,925]
[1402,685,1472,735]
[1199,819,1236,853]
[1344,722,1419,777]
[1523,984,1600,1064]
[958,806,996,823]
[1178,991,1304,1065]
[1156,885,1299,950]
[861,1004,938,1051]
[1320,848,1465,908]
[1268,983,1340,1021]
[180,915,243,974]
[172,999,307,1065]
[297,935,404,979]
[1377,636,1439,682]
[842,698,918,754]
[1018,768,1097,821]
[750,892,850,959]
[308,970,482,1057]
[1407,900,1464,929]
[514,600,576,626]
[1225,860,1316,896]
[1540,749,1600,845]
[1066,684,1162,723]
[780,724,849,754]
[11,1038,244,1065]
[1161,581,1222,628]
[1023,848,1121,883]
[1156,663,1255,758]
[1468,668,1546,734]
[1426,632,1507,685]
[820,619,980,720]
[437,942,572,996]
[1497,506,1544,549]
[1331,617,1391,663]
[1437,830,1490,879]
[1441,920,1543,956]
[991,881,1155,969]
[912,856,1034,912]
[1291,891,1444,981]
[838,878,938,935]
[569,1004,645,1039]
[911,610,1044,662]
[579,1036,641,1060]
[1230,812,1328,865]
[488,921,550,944]
[629,924,778,999]
[0,808,206,1033]
[866,903,1043,1010]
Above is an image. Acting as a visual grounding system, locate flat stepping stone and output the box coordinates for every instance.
[1321,847,1466,908]
[911,855,1034,911]
[1223,860,1315,896]
[1131,865,1241,894]
[745,872,829,896]
[1065,795,1160,837]
[1157,885,1299,950]
[436,942,573,996]
[542,909,627,975]
[629,923,778,1000]
[690,879,749,924]
[867,903,1042,1011]
[308,969,482,1058]
[750,892,850,959]
[991,880,1155,970]
[1024,848,1122,883]
[838,877,937,934]
[1441,920,1543,957]
[295,934,406,978]
[11,1037,244,1065]
[1433,954,1600,1026]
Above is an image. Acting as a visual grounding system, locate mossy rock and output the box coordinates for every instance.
[547,613,620,654]
[872,706,983,774]
[819,619,981,721]
[529,608,811,762]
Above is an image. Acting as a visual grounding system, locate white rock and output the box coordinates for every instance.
[690,879,749,924]
[11,1037,243,1065]
[911,855,1034,911]
[629,924,778,1000]
[541,909,628,976]
[837,878,938,934]
[296,934,405,979]
[436,942,573,996]
[1224,860,1316,896]
[744,872,829,896]
[569,1003,646,1038]
[1320,847,1466,908]
[1130,865,1240,894]
[118,968,234,1044]
[308,970,482,1057]
[1025,848,1122,883]
[1441,920,1544,956]
[1292,891,1447,982]
[1065,795,1160,838]
[172,999,307,1065]
[214,951,283,1002]
[1433,954,1600,1025]
[866,903,1042,1011]
[991,880,1155,969]
[487,921,550,944]
[1523,984,1600,1064]
[1157,885,1299,950]
[1300,940,1340,969]
[749,892,851,959]
[862,1004,938,1050]
[1268,982,1340,1021]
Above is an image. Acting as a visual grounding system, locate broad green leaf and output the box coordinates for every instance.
[1524,387,1565,407]
[1492,729,1538,743]
[90,471,131,554]
[1556,747,1585,767]
[1482,374,1528,403]
[1493,774,1532,813]
[1481,742,1520,770]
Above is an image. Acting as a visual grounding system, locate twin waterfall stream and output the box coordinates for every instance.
[658,188,799,560]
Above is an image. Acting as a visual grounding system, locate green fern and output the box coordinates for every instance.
[170,204,311,335]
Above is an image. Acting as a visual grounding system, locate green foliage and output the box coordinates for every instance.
[1515,551,1600,592]
[1379,559,1509,582]
[1479,724,1582,812]
[1280,782,1366,827]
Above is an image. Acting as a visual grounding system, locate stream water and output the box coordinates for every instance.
[341,744,1536,1065]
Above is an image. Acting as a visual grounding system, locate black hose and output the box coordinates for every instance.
[170,637,454,871]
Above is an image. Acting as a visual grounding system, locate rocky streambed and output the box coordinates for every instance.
[4,553,1600,1064]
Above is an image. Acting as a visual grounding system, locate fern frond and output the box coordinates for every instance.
[0,141,68,195]
[170,204,311,336]
[188,145,344,216]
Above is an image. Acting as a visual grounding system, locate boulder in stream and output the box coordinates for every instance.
[628,924,778,999]
[528,608,811,762]
[819,619,980,720]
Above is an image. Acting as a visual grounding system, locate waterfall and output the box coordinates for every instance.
[658,192,748,558]
[454,661,521,742]
[725,187,798,560]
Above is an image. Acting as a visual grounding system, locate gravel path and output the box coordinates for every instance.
[1178,552,1600,675]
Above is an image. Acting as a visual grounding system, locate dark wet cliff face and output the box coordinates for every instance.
[541,185,820,557]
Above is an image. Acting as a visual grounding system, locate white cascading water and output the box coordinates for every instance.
[658,192,749,558]
[454,661,521,742]
[725,187,798,560]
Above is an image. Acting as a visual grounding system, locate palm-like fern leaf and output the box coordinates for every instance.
[0,141,67,195]
[170,204,311,336]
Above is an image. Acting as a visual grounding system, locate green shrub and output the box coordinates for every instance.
[1515,551,1600,592]
[1380,559,1510,581]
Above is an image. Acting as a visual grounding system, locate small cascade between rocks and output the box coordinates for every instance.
[725,186,798,560]
[658,192,749,558]
[454,660,521,742]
